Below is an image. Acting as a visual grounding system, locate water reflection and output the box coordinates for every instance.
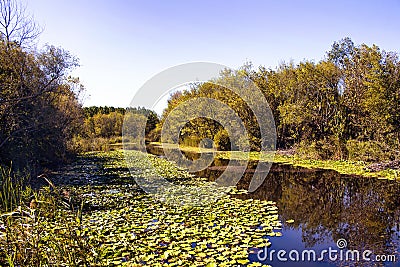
[146,144,400,266]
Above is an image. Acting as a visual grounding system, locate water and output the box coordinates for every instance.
[146,144,400,266]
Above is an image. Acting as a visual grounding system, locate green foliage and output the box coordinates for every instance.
[0,184,100,266]
[85,111,124,139]
[179,135,203,147]
[160,65,265,151]
[217,151,400,180]
[83,106,126,118]
[78,150,281,266]
[295,137,342,160]
[76,107,160,152]
[1,150,282,266]
[158,38,400,162]
[346,139,394,162]
[72,136,113,152]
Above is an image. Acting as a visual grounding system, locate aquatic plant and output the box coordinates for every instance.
[1,150,280,266]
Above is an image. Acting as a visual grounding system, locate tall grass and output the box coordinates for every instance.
[0,165,28,212]
[0,167,99,266]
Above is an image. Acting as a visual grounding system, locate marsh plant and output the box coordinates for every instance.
[0,168,100,267]
[0,166,29,212]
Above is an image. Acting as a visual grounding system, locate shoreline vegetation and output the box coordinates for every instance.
[219,151,399,180]
[148,142,400,180]
[149,38,400,176]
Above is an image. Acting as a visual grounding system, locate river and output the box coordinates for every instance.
[146,144,400,266]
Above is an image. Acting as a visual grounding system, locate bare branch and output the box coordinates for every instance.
[0,0,42,47]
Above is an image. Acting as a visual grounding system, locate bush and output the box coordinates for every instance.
[147,125,161,142]
[295,140,323,160]
[295,137,344,160]
[180,136,202,147]
[71,136,111,152]
[346,140,395,162]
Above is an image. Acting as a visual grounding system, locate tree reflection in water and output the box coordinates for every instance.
[195,159,400,260]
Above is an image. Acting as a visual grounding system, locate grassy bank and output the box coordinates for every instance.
[216,151,399,180]
[149,142,218,154]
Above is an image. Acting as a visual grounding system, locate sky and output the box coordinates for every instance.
[28,0,400,112]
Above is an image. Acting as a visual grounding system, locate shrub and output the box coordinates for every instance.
[71,136,111,152]
[346,140,395,162]
[295,137,344,160]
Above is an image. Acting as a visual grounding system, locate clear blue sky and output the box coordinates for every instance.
[28,0,400,109]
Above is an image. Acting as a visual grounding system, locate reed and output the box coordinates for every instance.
[0,165,28,212]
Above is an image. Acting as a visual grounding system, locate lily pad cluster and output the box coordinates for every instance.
[72,150,281,266]
[4,150,281,266]
[77,191,281,266]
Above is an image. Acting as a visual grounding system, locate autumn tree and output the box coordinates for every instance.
[159,38,400,161]
[0,0,84,171]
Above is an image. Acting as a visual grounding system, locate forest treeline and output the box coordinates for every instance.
[0,32,158,169]
[2,35,399,179]
[74,106,158,151]
[159,38,400,161]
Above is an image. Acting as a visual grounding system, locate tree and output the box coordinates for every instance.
[328,39,400,147]
[159,38,400,161]
[0,0,41,46]
[0,41,84,169]
[0,0,85,170]
[78,107,159,149]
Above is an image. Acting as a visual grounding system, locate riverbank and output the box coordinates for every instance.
[148,143,399,180]
[219,151,399,180]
